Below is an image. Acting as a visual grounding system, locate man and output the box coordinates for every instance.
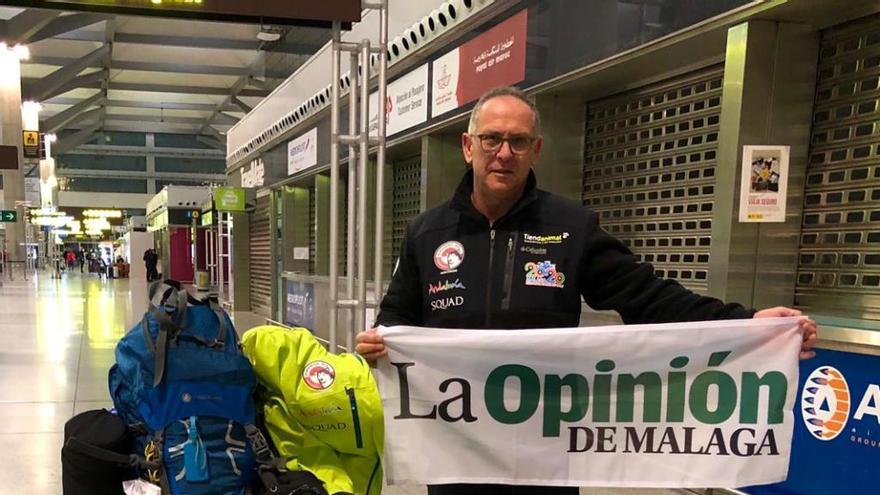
[143,248,158,282]
[356,87,817,495]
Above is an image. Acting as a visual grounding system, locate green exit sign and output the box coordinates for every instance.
[1,210,17,223]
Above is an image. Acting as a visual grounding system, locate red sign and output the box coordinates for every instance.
[432,10,528,117]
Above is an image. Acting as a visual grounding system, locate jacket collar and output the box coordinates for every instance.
[451,167,539,225]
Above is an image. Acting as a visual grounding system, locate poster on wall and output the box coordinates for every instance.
[369,63,429,137]
[744,349,880,495]
[287,127,318,176]
[431,9,528,118]
[285,280,315,330]
[739,145,790,223]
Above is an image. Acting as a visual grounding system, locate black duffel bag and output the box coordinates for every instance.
[62,409,139,495]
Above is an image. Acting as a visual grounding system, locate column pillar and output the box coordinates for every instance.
[0,45,28,262]
[709,21,818,307]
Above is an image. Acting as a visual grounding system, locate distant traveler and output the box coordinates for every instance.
[143,248,159,281]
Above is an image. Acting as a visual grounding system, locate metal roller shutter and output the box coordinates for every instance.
[797,15,880,318]
[391,157,422,271]
[249,195,272,316]
[582,66,724,293]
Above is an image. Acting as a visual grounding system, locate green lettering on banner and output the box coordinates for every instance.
[616,372,663,422]
[543,373,589,437]
[689,351,738,424]
[485,364,540,425]
[740,371,787,424]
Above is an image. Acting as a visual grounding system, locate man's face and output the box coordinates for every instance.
[462,95,542,198]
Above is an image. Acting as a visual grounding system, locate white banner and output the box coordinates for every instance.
[369,63,429,137]
[287,127,318,176]
[375,318,803,488]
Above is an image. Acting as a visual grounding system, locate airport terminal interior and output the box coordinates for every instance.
[0,1,878,494]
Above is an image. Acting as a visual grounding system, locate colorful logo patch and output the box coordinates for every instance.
[524,261,565,288]
[303,361,336,391]
[801,366,850,441]
[434,241,465,273]
[428,279,466,294]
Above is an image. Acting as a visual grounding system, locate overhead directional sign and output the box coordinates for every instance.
[2,0,361,26]
[1,210,18,223]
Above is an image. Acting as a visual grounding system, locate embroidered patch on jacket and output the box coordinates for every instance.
[524,261,566,288]
[303,361,336,390]
[434,241,465,273]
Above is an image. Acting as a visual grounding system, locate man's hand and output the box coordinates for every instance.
[753,306,818,360]
[355,328,387,362]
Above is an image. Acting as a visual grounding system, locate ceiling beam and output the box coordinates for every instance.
[195,136,226,151]
[28,55,287,78]
[104,114,217,125]
[110,81,269,97]
[42,92,106,133]
[230,96,252,113]
[3,9,61,44]
[26,78,271,97]
[45,97,239,112]
[67,121,207,135]
[25,44,111,101]
[50,30,325,54]
[55,120,103,155]
[202,125,225,142]
[25,13,109,43]
[34,69,108,101]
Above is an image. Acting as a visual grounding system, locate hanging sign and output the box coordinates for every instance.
[431,10,528,117]
[214,187,246,212]
[369,63,429,137]
[739,145,790,223]
[23,131,40,158]
[287,127,318,176]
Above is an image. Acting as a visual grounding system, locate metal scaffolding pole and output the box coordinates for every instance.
[328,1,388,352]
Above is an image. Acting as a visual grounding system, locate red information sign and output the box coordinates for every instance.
[432,10,529,117]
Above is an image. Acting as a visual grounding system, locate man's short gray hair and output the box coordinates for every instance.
[467,86,542,136]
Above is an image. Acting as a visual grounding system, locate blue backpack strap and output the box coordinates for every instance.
[207,296,231,348]
[146,282,189,386]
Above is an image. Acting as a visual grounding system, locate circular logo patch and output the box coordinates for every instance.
[303,361,336,391]
[434,241,465,272]
[801,366,850,441]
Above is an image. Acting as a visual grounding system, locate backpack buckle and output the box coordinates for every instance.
[245,425,274,464]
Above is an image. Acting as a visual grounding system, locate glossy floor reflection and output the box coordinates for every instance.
[0,270,686,495]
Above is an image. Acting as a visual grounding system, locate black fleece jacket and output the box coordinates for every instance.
[376,168,753,329]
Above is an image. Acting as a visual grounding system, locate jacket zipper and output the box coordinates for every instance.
[484,229,496,327]
[501,232,518,310]
[345,387,364,449]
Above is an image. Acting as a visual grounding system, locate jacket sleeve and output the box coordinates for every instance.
[578,211,754,323]
[375,225,423,327]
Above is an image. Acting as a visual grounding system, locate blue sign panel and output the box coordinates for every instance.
[744,348,880,495]
[285,280,315,331]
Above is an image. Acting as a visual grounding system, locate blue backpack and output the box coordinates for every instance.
[109,281,257,495]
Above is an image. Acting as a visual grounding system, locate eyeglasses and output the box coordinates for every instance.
[472,133,537,155]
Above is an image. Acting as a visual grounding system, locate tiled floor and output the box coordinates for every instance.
[0,270,690,495]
